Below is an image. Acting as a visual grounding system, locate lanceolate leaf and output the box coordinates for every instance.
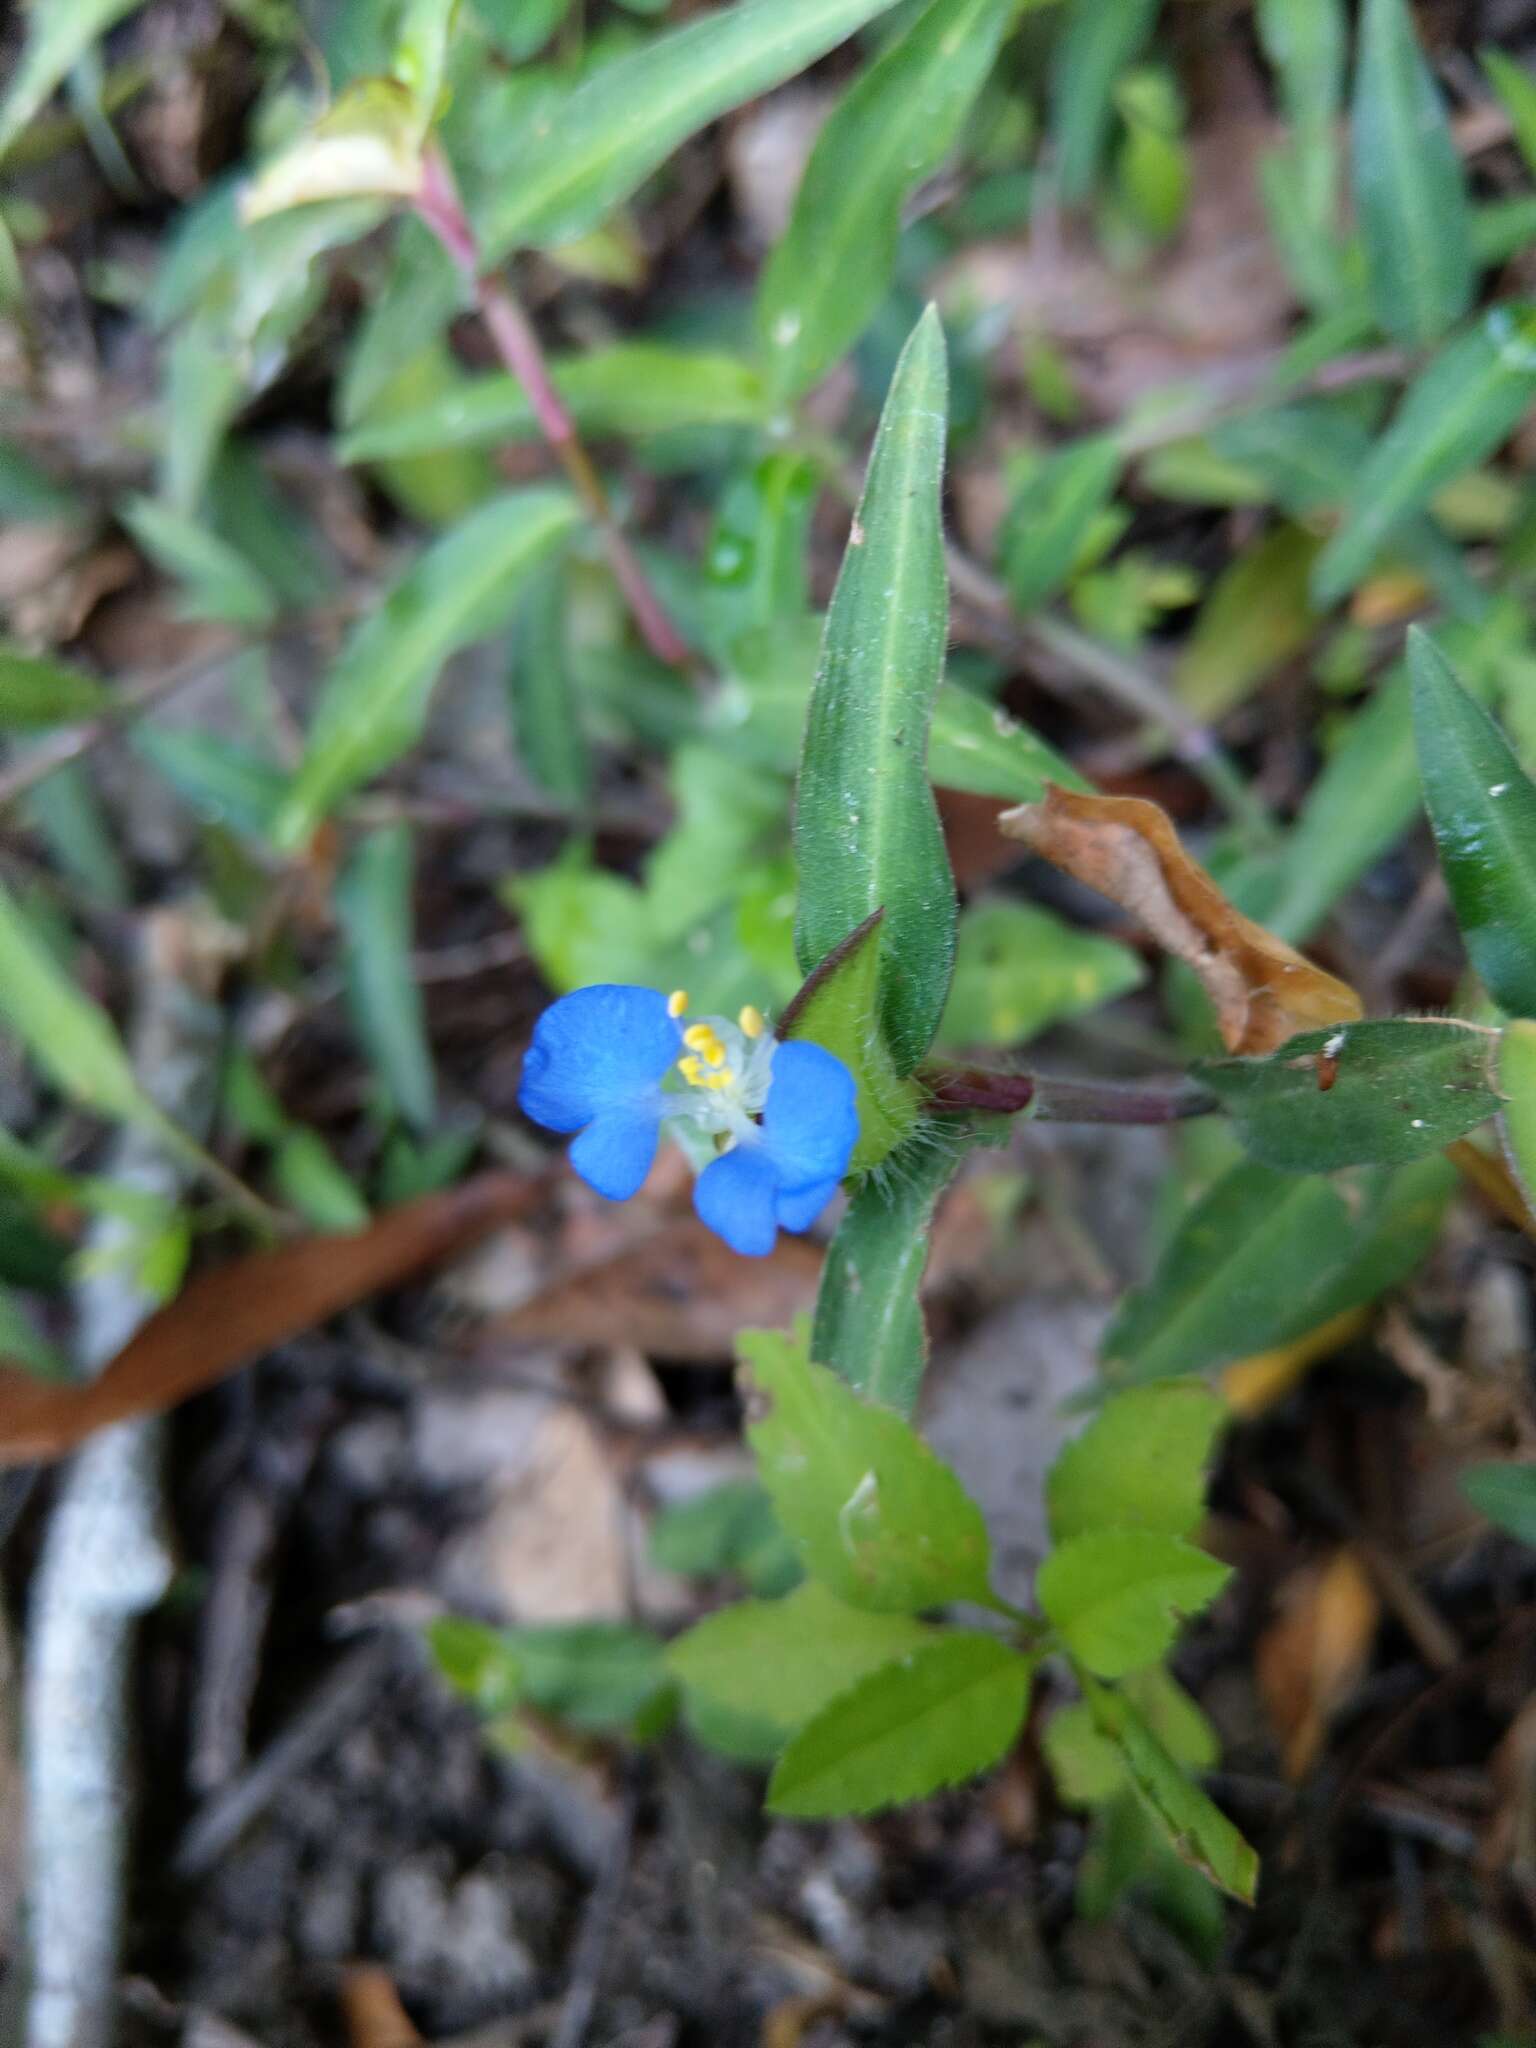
[766,1631,1033,1817]
[1409,627,1536,1018]
[739,1321,994,1612]
[1313,309,1536,606]
[928,683,1088,802]
[1000,435,1123,614]
[0,648,112,729]
[1199,1019,1499,1173]
[794,307,957,1077]
[1499,1020,1536,1209]
[0,0,143,161]
[1350,0,1473,346]
[477,0,902,258]
[812,1125,973,1414]
[757,0,1015,401]
[1103,1155,1452,1386]
[274,489,577,846]
[779,911,920,1174]
[506,556,590,808]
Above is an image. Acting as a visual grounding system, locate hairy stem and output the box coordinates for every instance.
[924,1064,1215,1125]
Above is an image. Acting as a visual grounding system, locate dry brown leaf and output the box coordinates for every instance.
[999,784,1361,1053]
[1255,1547,1380,1780]
[488,1216,821,1362]
[0,1172,545,1465]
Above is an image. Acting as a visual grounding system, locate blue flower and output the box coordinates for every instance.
[517,983,858,1257]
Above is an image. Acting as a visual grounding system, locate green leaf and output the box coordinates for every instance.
[478,0,902,258]
[0,1284,69,1382]
[938,898,1143,1050]
[1048,0,1160,204]
[497,1622,669,1731]
[427,1615,523,1716]
[757,0,1014,400]
[1199,1020,1499,1173]
[1410,627,1536,1017]
[1350,0,1472,346]
[648,1479,800,1595]
[1000,436,1123,615]
[335,825,437,1130]
[1103,1156,1453,1385]
[0,879,170,1134]
[793,307,956,1077]
[1482,49,1536,182]
[766,1630,1033,1817]
[0,0,143,160]
[1462,1462,1536,1547]
[274,489,578,846]
[1255,0,1346,304]
[739,1320,994,1611]
[133,728,287,838]
[811,1125,973,1416]
[667,1580,933,1744]
[1175,525,1322,718]
[1313,311,1536,606]
[338,215,463,430]
[119,495,277,628]
[506,556,590,808]
[269,1127,370,1230]
[1088,1681,1257,1902]
[928,683,1089,802]
[1047,1384,1226,1546]
[1499,1020,1536,1211]
[0,648,111,729]
[339,344,770,461]
[779,912,920,1175]
[1038,1530,1228,1679]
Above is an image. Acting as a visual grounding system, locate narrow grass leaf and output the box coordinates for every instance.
[0,0,143,160]
[0,648,112,729]
[1049,0,1160,203]
[1351,0,1473,344]
[336,825,437,1130]
[757,0,1015,400]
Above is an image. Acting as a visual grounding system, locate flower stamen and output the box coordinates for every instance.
[667,988,689,1018]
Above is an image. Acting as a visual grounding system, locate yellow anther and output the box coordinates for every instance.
[683,1023,726,1066]
[739,1004,766,1040]
[667,989,689,1018]
[701,1067,735,1090]
[678,1054,706,1086]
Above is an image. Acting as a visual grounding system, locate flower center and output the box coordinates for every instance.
[664,992,774,1139]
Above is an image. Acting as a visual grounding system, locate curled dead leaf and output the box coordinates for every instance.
[999,785,1361,1054]
[1255,1547,1380,1780]
[0,1172,545,1466]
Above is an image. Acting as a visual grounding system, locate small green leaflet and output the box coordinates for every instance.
[1350,0,1472,346]
[1037,1529,1229,1679]
[431,1617,668,1732]
[1088,1680,1257,1903]
[1461,1462,1536,1547]
[1047,1665,1217,1807]
[648,1479,799,1595]
[1198,1020,1499,1173]
[1102,1156,1453,1386]
[928,684,1088,803]
[1313,309,1536,606]
[739,1320,994,1612]
[766,1631,1033,1818]
[811,1125,974,1416]
[0,649,112,729]
[793,307,957,1077]
[757,0,1015,402]
[666,1580,933,1746]
[478,0,902,258]
[1000,435,1122,614]
[1047,1384,1226,1546]
[335,826,437,1130]
[274,489,577,847]
[1410,627,1536,1019]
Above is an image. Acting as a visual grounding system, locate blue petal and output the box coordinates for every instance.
[761,1040,859,1191]
[519,985,678,1134]
[569,1107,661,1201]
[774,1176,841,1234]
[694,1143,780,1257]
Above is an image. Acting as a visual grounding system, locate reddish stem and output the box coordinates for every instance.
[414,150,694,674]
